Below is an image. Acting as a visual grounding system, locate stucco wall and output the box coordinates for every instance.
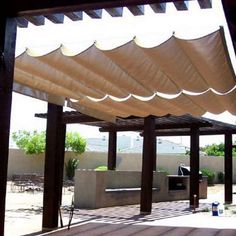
[7,149,236,182]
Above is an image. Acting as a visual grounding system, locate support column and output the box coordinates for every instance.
[108,131,117,170]
[0,17,17,236]
[42,103,66,230]
[190,126,200,208]
[224,132,232,204]
[153,137,157,171]
[140,116,156,214]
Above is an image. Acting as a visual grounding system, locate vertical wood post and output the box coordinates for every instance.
[190,126,199,208]
[140,116,156,214]
[108,131,117,170]
[224,132,232,204]
[0,17,16,236]
[42,103,66,230]
[153,137,157,171]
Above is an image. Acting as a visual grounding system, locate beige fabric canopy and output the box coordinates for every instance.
[14,28,236,121]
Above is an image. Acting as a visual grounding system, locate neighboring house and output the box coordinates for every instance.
[86,136,188,154]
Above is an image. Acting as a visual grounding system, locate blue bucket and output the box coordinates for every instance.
[212,201,220,216]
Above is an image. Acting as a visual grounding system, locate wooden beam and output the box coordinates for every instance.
[84,9,102,18]
[25,15,45,26]
[224,132,233,204]
[190,126,199,208]
[64,11,83,21]
[99,122,211,132]
[43,103,66,229]
[127,5,144,15]
[16,17,28,27]
[151,130,236,136]
[62,115,102,124]
[12,0,182,17]
[150,3,166,13]
[108,131,117,170]
[197,0,212,9]
[0,17,17,236]
[105,7,123,17]
[44,13,64,23]
[221,0,236,55]
[173,1,188,10]
[140,116,156,214]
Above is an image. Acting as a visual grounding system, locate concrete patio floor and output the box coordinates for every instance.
[5,183,236,236]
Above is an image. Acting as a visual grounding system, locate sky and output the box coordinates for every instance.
[11,0,236,148]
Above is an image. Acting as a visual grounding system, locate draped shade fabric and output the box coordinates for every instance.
[14,28,236,121]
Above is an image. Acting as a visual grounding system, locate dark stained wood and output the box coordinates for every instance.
[140,116,156,214]
[43,103,66,229]
[108,131,117,170]
[0,17,17,236]
[65,11,83,21]
[105,7,123,17]
[25,15,45,26]
[222,0,236,54]
[84,9,102,18]
[197,0,212,9]
[127,5,144,15]
[224,132,233,204]
[150,3,166,13]
[36,112,236,136]
[12,0,186,16]
[62,115,102,124]
[44,13,64,23]
[16,17,29,27]
[173,1,188,10]
[190,126,199,208]
[153,130,236,136]
[153,136,157,171]
[99,122,211,132]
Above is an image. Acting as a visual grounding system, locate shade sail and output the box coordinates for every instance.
[14,27,236,120]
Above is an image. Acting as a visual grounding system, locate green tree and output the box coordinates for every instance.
[12,130,45,154]
[201,143,236,157]
[65,132,86,154]
[12,130,86,155]
[202,143,225,156]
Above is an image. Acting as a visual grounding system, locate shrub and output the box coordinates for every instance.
[12,130,46,154]
[65,132,86,155]
[156,167,169,175]
[217,171,224,184]
[65,158,79,180]
[12,130,86,155]
[95,166,108,171]
[201,168,215,185]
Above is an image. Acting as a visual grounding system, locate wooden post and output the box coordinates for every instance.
[190,126,199,208]
[42,103,66,230]
[108,131,117,170]
[153,136,157,171]
[224,132,232,204]
[140,116,156,214]
[0,17,16,236]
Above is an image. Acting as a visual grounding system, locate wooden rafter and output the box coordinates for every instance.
[149,3,166,13]
[64,11,83,21]
[105,7,123,17]
[173,1,188,10]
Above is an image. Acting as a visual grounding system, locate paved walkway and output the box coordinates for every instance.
[4,184,236,235]
[40,223,236,236]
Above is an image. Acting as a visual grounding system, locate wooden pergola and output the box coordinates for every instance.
[36,111,236,211]
[0,0,236,235]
